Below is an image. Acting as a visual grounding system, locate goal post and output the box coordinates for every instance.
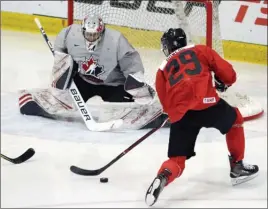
[67,0,263,121]
[67,0,218,51]
[68,0,74,26]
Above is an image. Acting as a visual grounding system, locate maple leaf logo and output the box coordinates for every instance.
[81,56,104,78]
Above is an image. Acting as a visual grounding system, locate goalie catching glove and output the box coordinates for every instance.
[51,51,78,90]
[214,75,230,92]
[124,74,156,105]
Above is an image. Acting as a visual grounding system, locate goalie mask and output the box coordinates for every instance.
[161,28,187,57]
[82,14,105,51]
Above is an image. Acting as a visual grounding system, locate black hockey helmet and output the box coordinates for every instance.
[161,28,187,57]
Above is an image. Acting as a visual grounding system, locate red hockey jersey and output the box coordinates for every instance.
[155,44,236,123]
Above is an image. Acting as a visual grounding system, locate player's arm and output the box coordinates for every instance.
[54,26,71,54]
[206,46,236,92]
[117,34,155,104]
[206,46,236,85]
[155,68,167,112]
[117,34,145,79]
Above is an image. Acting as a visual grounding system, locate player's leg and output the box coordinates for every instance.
[19,75,97,119]
[145,120,200,205]
[159,121,200,184]
[19,90,58,119]
[196,99,259,185]
[142,114,170,129]
[102,85,170,128]
[73,74,99,102]
[225,107,259,185]
[100,85,134,103]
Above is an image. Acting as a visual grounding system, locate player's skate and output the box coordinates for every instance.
[229,156,259,186]
[145,169,171,206]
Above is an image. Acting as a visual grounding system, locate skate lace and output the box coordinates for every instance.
[243,162,255,170]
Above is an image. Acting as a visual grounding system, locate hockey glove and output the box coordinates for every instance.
[214,75,229,92]
[124,74,156,105]
[51,51,78,90]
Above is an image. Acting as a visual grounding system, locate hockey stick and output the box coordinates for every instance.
[1,148,35,164]
[70,118,169,176]
[34,18,123,132]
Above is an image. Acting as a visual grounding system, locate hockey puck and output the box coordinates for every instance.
[100,177,108,183]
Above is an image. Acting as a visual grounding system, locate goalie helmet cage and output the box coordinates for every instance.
[67,0,264,121]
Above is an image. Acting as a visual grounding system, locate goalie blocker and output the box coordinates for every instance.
[19,51,169,129]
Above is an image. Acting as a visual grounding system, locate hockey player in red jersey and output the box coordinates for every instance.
[145,28,259,206]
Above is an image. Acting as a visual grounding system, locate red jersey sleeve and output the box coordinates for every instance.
[155,69,167,112]
[206,47,237,86]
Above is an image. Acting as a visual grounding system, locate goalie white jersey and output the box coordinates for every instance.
[54,24,145,86]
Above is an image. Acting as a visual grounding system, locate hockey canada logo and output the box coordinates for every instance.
[81,56,104,83]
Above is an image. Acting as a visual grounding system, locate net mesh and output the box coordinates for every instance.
[73,1,223,49]
[71,0,263,120]
[72,0,222,83]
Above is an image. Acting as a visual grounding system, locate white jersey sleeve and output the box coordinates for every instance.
[117,34,145,80]
[54,26,71,53]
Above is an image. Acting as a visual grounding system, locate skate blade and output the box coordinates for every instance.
[231,172,258,186]
[145,178,161,206]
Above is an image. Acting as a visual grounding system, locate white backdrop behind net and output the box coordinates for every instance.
[71,0,263,120]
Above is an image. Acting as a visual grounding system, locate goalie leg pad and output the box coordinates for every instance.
[52,51,78,90]
[18,89,75,119]
[19,92,55,119]
[141,114,170,129]
[86,98,163,130]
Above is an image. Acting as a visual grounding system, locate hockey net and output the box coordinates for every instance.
[68,0,263,121]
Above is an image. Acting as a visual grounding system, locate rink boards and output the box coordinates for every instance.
[1,11,267,65]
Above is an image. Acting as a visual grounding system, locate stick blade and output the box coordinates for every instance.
[13,148,35,164]
[70,165,102,176]
[89,119,123,132]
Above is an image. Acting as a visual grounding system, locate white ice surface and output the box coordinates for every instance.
[1,31,267,208]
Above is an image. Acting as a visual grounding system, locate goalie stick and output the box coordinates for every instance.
[34,18,123,132]
[1,148,35,164]
[70,118,169,176]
